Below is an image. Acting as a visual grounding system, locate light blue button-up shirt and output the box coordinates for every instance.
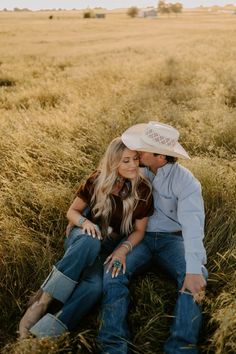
[143,163,207,274]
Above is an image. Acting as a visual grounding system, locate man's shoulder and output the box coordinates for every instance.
[171,163,201,194]
[172,163,195,178]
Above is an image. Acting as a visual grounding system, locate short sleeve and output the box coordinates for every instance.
[76,171,98,204]
[134,181,154,220]
[137,194,154,219]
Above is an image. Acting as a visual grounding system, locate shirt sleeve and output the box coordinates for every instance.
[76,171,97,204]
[173,168,207,274]
[135,182,154,219]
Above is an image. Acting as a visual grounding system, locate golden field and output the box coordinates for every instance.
[0,10,235,353]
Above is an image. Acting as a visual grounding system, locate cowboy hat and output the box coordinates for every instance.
[121,121,190,159]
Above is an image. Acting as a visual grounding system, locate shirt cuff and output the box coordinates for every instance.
[185,252,204,274]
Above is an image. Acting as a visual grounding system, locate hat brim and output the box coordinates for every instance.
[121,123,190,159]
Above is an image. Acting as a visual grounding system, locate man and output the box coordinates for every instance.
[98,121,207,354]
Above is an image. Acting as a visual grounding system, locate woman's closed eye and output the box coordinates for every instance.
[123,156,139,163]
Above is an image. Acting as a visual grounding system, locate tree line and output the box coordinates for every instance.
[158,1,183,14]
[127,1,183,18]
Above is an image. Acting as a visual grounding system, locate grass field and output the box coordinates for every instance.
[0,10,235,353]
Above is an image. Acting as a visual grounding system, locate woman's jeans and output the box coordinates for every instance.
[30,227,119,337]
[98,232,208,354]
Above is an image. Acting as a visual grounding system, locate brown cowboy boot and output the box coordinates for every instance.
[19,291,52,339]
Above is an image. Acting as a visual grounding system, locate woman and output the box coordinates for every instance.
[19,137,153,338]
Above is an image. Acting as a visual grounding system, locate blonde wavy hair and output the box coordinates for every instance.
[91,137,151,237]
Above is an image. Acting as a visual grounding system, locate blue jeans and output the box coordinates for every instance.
[58,229,120,330]
[31,227,102,336]
[30,227,121,337]
[98,232,207,354]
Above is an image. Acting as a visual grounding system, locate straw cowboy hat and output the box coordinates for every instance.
[121,121,190,159]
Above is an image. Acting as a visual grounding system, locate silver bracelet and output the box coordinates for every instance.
[78,215,87,227]
[122,240,133,252]
[120,243,130,252]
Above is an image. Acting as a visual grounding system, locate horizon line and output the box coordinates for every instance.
[1,4,236,11]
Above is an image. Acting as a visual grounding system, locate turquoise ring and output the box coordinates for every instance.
[113,259,122,268]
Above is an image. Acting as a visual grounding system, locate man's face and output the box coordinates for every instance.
[139,152,156,167]
[139,151,167,171]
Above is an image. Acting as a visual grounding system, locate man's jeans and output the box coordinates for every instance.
[98,232,207,354]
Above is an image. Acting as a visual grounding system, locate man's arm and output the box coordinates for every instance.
[174,167,207,297]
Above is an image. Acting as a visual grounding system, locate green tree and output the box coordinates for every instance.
[157,1,171,15]
[83,9,95,18]
[127,6,139,18]
[158,1,183,15]
[171,2,183,14]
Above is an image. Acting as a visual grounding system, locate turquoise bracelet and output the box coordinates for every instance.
[78,215,86,227]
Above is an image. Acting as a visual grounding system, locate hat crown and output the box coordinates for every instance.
[143,121,179,148]
[121,121,190,159]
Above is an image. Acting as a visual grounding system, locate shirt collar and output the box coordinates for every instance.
[144,163,175,181]
[156,162,173,177]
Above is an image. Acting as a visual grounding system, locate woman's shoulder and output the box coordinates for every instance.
[80,170,101,187]
[86,170,100,182]
[77,170,100,196]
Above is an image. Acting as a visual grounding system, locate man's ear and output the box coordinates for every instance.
[158,154,167,161]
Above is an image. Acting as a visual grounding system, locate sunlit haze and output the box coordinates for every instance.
[0,0,235,10]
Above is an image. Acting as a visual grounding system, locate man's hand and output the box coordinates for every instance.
[181,273,206,303]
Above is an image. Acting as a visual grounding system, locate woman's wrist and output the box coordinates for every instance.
[77,215,87,227]
[120,240,133,253]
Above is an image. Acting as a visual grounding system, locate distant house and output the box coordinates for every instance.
[95,13,106,18]
[207,6,235,14]
[218,9,235,14]
[138,8,157,18]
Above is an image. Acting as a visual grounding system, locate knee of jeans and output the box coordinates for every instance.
[90,277,103,299]
[65,227,88,249]
[76,234,101,254]
[67,226,84,238]
[103,270,129,291]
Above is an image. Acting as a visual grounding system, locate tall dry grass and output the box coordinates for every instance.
[0,10,235,353]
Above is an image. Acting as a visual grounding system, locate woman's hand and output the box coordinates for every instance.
[65,223,74,237]
[67,197,102,239]
[104,246,128,278]
[82,219,102,240]
[103,217,148,278]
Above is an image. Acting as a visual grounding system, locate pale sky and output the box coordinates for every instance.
[0,0,235,10]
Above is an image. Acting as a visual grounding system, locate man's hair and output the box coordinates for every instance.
[153,153,178,164]
[166,155,178,163]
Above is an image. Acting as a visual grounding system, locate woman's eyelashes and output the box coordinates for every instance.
[122,156,140,163]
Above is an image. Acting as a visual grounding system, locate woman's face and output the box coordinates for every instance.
[118,148,139,180]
